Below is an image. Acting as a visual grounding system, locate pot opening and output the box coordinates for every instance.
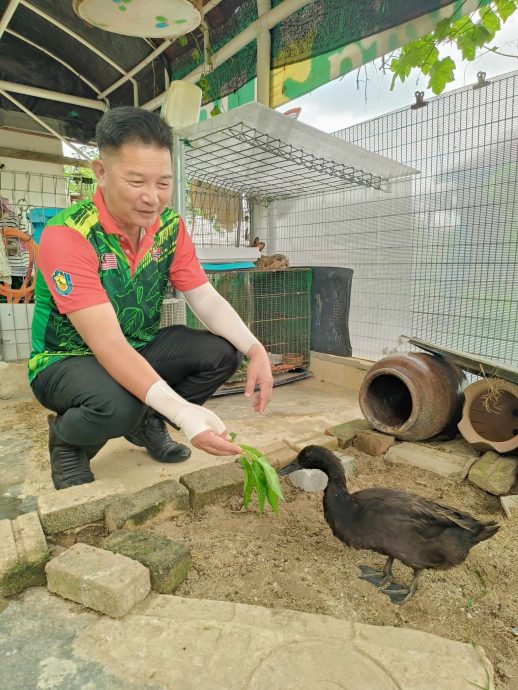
[469,390,518,442]
[365,374,413,429]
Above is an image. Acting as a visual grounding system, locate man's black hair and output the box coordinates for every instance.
[95,106,172,152]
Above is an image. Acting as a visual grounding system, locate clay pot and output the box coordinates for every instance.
[359,353,467,441]
[457,378,518,453]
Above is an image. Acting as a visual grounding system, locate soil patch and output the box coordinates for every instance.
[150,452,518,689]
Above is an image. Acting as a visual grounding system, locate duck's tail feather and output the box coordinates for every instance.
[472,520,500,544]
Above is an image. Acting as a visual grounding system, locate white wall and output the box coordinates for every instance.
[0,129,68,210]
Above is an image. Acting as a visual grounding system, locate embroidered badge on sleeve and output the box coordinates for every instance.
[51,269,73,296]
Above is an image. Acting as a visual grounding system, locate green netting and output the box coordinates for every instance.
[269,0,458,69]
[170,0,257,88]
[202,43,257,105]
[169,0,465,105]
[186,268,312,380]
[210,0,258,54]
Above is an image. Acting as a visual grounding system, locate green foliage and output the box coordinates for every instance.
[390,1,518,94]
[230,435,284,513]
[63,143,97,199]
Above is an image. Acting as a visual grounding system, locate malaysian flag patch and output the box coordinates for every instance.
[150,246,162,262]
[101,253,117,270]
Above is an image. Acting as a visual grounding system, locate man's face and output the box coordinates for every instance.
[93,141,173,233]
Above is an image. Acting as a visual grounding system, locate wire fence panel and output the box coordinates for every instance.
[269,70,518,365]
[184,268,312,382]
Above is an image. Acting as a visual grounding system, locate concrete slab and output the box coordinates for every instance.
[179,462,244,510]
[102,529,191,594]
[385,443,477,481]
[325,418,371,448]
[46,543,150,618]
[38,479,126,534]
[0,587,494,690]
[284,432,339,453]
[500,494,518,519]
[468,452,518,496]
[353,430,395,456]
[105,479,189,532]
[0,363,362,505]
[0,512,50,596]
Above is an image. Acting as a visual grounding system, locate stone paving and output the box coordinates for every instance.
[0,588,495,690]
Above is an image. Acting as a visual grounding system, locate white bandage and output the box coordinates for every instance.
[183,282,260,355]
[145,380,226,441]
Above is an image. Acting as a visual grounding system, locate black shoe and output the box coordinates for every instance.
[48,415,95,490]
[125,413,191,463]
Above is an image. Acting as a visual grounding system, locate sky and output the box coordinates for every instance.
[279,10,518,133]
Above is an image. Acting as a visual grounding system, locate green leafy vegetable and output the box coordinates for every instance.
[233,436,285,513]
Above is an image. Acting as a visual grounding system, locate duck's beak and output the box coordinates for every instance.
[278,459,301,475]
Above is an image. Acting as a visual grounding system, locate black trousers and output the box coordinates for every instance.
[31,326,242,449]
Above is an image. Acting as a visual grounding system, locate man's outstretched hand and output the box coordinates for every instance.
[244,343,273,414]
[190,429,241,456]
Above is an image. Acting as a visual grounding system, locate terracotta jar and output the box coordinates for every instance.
[457,378,518,453]
[359,352,467,441]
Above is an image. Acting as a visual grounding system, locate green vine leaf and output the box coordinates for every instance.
[389,1,518,95]
[495,0,517,21]
[428,56,456,94]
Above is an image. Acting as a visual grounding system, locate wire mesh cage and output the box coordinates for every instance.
[185,268,312,382]
[159,297,187,329]
[271,70,518,365]
[186,182,251,248]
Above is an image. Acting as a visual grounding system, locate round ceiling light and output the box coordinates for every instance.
[74,0,201,38]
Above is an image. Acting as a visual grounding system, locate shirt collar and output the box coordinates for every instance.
[93,188,160,238]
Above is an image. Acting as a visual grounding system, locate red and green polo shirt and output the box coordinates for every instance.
[28,188,207,383]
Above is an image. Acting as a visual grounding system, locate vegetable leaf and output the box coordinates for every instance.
[241,457,255,509]
[232,436,285,513]
[251,461,268,512]
[254,455,284,499]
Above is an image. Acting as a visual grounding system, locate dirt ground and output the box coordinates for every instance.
[150,451,518,690]
[1,362,516,688]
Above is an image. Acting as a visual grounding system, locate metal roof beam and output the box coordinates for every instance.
[0,88,91,160]
[0,80,107,111]
[5,28,109,107]
[0,0,20,39]
[97,39,174,100]
[19,0,139,105]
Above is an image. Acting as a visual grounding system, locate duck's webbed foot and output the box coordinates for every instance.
[359,557,397,588]
[383,568,423,605]
[359,557,417,603]
[358,564,387,586]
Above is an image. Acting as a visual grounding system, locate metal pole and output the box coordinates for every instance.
[173,133,186,219]
[256,0,272,107]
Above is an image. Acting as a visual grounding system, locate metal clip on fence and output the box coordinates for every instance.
[473,71,490,90]
[410,91,427,110]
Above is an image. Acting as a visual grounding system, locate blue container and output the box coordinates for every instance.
[27,207,63,243]
[201,262,255,271]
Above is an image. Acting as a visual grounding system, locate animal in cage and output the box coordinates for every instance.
[249,236,288,270]
[249,236,266,251]
[281,445,500,605]
[256,254,289,270]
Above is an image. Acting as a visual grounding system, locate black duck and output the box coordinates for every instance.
[282,445,500,604]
